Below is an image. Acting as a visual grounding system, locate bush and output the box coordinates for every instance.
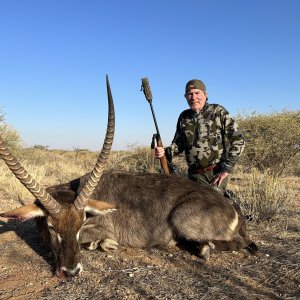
[237,110,300,176]
[0,109,23,154]
[232,169,295,223]
[107,146,160,173]
[33,144,49,150]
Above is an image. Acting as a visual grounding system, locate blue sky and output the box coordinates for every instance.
[0,0,299,150]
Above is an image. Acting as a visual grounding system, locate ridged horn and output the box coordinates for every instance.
[0,138,61,215]
[74,75,115,210]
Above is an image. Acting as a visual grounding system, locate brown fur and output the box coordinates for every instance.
[1,170,258,276]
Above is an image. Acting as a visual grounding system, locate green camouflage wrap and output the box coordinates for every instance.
[170,102,245,173]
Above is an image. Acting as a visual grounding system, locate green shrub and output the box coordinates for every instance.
[0,109,23,154]
[237,110,300,176]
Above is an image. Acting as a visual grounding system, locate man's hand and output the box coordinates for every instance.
[210,172,229,187]
[155,146,165,158]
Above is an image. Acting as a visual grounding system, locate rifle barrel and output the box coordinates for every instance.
[149,101,160,136]
[141,77,170,175]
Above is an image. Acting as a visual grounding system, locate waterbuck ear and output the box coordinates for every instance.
[85,199,117,216]
[0,204,46,221]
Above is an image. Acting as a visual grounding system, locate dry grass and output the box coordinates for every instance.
[0,149,93,208]
[0,146,299,299]
[0,147,160,209]
[0,147,298,222]
[228,169,297,223]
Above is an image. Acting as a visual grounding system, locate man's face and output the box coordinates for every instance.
[185,88,207,112]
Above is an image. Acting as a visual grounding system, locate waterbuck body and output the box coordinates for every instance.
[0,76,257,277]
[42,170,257,270]
[48,170,246,249]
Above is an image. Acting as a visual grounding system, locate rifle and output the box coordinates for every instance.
[141,77,171,175]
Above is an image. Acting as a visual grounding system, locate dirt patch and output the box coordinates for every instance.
[0,201,299,299]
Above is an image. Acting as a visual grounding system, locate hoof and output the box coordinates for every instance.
[87,240,100,250]
[246,241,259,254]
[200,244,211,261]
[100,238,119,251]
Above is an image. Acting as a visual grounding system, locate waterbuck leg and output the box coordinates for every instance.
[80,219,119,252]
[170,193,238,241]
[87,241,101,251]
[199,241,216,261]
[176,240,215,261]
[169,192,242,260]
[85,238,119,251]
[100,238,119,251]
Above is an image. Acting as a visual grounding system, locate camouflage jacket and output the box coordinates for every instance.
[170,102,245,173]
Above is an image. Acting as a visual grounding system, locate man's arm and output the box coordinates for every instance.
[219,107,245,173]
[211,107,245,186]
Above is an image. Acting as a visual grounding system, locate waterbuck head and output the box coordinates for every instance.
[0,75,115,277]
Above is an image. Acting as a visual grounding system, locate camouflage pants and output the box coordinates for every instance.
[187,168,229,195]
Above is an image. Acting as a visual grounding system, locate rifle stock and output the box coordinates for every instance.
[155,135,170,176]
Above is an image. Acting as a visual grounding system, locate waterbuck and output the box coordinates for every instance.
[0,76,257,277]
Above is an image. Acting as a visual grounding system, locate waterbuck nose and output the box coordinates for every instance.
[61,263,83,277]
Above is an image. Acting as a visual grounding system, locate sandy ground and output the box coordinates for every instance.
[0,194,299,299]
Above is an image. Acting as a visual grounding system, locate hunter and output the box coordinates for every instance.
[155,79,245,194]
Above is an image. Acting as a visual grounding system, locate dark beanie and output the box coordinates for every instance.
[185,79,206,94]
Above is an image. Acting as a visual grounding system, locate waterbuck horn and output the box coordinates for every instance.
[74,75,115,210]
[0,138,61,215]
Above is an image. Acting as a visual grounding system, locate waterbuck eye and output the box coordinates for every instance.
[47,223,63,243]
